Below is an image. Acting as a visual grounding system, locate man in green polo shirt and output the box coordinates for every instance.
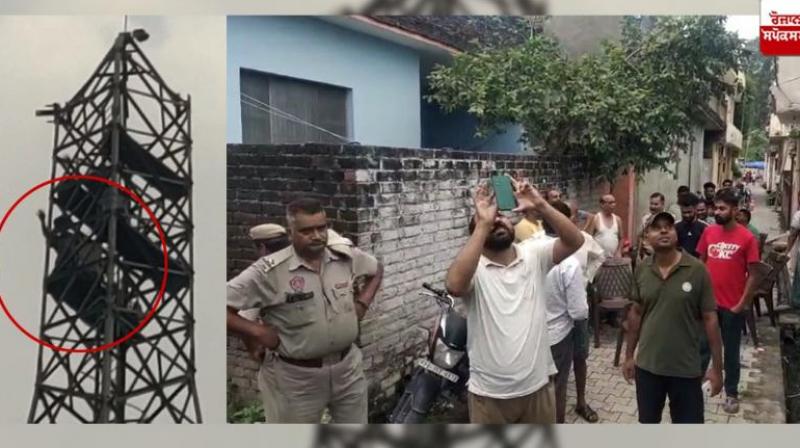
[735,209,760,241]
[622,211,724,423]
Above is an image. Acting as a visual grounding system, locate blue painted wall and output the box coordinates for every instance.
[421,98,525,152]
[228,16,525,153]
[227,16,421,147]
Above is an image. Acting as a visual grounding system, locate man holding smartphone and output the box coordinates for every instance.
[445,176,584,423]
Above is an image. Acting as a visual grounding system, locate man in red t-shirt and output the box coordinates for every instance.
[696,188,760,414]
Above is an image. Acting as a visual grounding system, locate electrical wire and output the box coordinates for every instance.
[241,99,353,144]
[779,72,800,87]
[774,69,800,107]
[773,84,800,110]
[240,96,350,142]
[240,93,353,143]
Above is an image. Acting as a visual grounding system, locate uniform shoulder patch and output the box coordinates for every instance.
[327,229,353,246]
[328,241,354,258]
[261,245,293,272]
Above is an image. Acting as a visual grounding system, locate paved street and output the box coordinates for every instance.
[751,184,784,238]
[564,184,788,424]
[564,324,785,423]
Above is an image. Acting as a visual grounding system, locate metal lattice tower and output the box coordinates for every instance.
[343,0,546,14]
[313,426,559,448]
[28,29,201,423]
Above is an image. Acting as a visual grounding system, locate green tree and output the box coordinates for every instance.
[741,39,775,133]
[732,161,742,179]
[743,128,768,162]
[426,16,745,183]
[739,38,775,163]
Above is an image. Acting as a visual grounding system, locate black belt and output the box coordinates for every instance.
[279,345,351,368]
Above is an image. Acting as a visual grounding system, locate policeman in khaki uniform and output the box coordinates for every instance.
[250,223,291,259]
[238,223,361,360]
[237,224,292,361]
[227,198,383,423]
[249,223,356,267]
[238,224,368,362]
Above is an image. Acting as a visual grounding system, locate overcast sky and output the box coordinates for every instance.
[0,16,226,424]
[726,15,760,40]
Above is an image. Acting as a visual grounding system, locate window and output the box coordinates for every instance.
[240,69,351,144]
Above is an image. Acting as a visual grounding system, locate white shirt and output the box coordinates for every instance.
[464,239,558,399]
[574,230,606,286]
[641,213,654,234]
[544,256,589,346]
[667,203,682,221]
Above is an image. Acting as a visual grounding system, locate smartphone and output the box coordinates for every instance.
[490,175,517,211]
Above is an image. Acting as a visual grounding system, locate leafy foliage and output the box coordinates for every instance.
[744,128,769,162]
[227,378,266,424]
[426,16,746,182]
[740,38,776,138]
[739,38,775,163]
[228,401,266,424]
[732,161,742,179]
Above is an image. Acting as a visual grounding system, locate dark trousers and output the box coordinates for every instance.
[635,367,704,423]
[550,329,574,424]
[700,308,745,397]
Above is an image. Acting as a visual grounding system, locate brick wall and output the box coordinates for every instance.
[227,143,597,417]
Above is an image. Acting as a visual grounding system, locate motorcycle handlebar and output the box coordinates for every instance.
[421,283,455,308]
[422,282,446,297]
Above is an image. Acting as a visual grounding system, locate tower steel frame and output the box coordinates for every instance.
[28,30,201,424]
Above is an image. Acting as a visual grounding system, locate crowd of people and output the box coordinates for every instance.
[452,176,765,424]
[226,175,769,425]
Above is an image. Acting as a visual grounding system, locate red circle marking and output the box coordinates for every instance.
[0,174,169,354]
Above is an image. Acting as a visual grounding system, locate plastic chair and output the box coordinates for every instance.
[590,257,633,365]
[753,253,788,326]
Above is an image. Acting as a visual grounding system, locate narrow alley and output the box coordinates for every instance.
[564,183,788,424]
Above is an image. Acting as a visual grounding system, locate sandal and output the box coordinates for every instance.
[722,396,740,414]
[575,404,599,423]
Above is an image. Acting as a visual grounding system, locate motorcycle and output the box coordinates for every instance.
[388,283,468,423]
[735,184,753,211]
